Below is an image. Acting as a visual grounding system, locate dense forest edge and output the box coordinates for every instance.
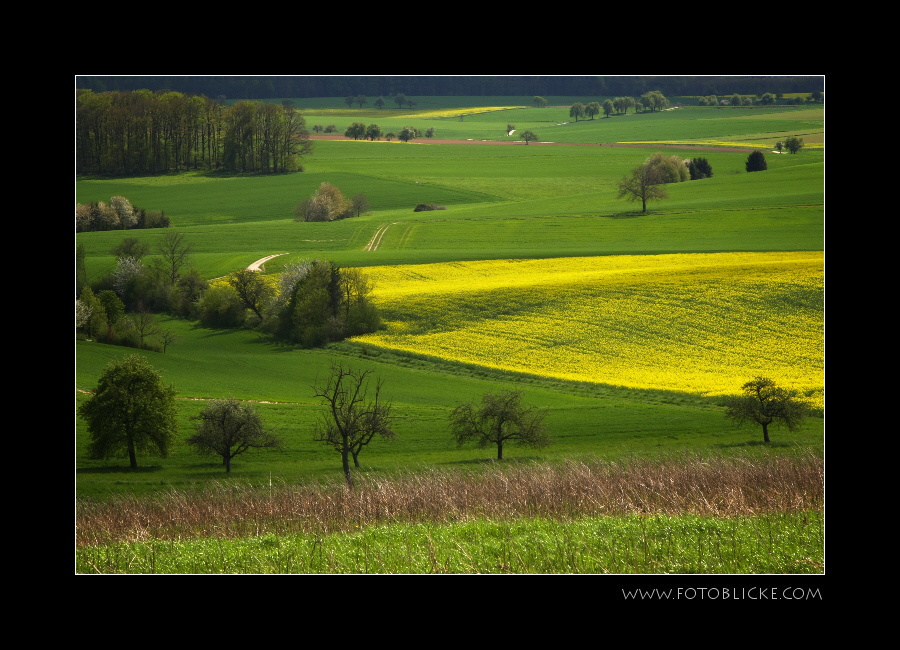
[77,75,824,100]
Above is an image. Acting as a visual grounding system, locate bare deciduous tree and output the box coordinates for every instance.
[157,232,193,286]
[312,364,396,487]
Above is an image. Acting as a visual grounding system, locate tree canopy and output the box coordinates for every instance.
[724,377,807,443]
[616,159,670,213]
[519,130,538,145]
[449,390,549,460]
[78,354,178,469]
[188,397,282,472]
[784,135,804,154]
[745,150,767,172]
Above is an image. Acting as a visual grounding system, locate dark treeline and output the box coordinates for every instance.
[77,76,824,101]
[76,89,312,176]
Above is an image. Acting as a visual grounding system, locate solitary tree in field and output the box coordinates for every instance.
[78,354,178,469]
[616,161,670,213]
[724,377,807,443]
[188,397,282,472]
[586,102,601,119]
[449,390,549,460]
[745,150,767,172]
[312,364,396,487]
[533,96,548,108]
[350,193,370,217]
[519,130,538,145]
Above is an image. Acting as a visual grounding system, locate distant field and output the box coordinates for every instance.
[76,139,823,279]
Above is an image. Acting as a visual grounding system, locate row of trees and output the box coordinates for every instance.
[569,91,670,122]
[340,122,434,142]
[79,355,806,483]
[78,356,551,485]
[76,90,313,176]
[343,93,418,109]
[698,92,822,106]
[76,196,170,232]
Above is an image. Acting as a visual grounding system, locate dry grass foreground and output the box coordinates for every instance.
[76,453,823,547]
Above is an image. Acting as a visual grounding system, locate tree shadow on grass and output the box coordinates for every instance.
[77,465,165,475]
[440,455,544,467]
[606,211,644,219]
[713,440,795,449]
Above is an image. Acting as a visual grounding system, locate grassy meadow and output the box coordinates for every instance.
[75,95,824,573]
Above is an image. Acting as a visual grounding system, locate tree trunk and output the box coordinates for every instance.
[342,447,354,488]
[225,454,232,473]
[128,436,138,469]
[762,423,770,443]
[497,440,503,460]
[352,450,360,468]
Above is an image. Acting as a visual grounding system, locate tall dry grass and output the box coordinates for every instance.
[76,452,824,547]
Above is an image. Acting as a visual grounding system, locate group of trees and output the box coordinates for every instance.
[76,196,169,232]
[199,257,381,347]
[616,153,712,213]
[79,355,283,473]
[79,355,552,484]
[777,136,804,154]
[76,231,200,352]
[76,89,313,175]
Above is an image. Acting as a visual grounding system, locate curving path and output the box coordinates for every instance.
[247,253,288,271]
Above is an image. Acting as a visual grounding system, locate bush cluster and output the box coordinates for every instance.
[414,203,446,212]
[76,196,169,233]
[295,183,369,222]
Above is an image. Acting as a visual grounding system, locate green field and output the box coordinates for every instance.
[76,95,824,572]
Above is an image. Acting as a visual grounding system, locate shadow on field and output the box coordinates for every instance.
[714,440,795,449]
[77,465,164,475]
[440,456,544,466]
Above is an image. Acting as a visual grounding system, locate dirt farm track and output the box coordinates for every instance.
[308,134,751,153]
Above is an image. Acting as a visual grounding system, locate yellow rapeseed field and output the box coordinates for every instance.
[353,252,824,405]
